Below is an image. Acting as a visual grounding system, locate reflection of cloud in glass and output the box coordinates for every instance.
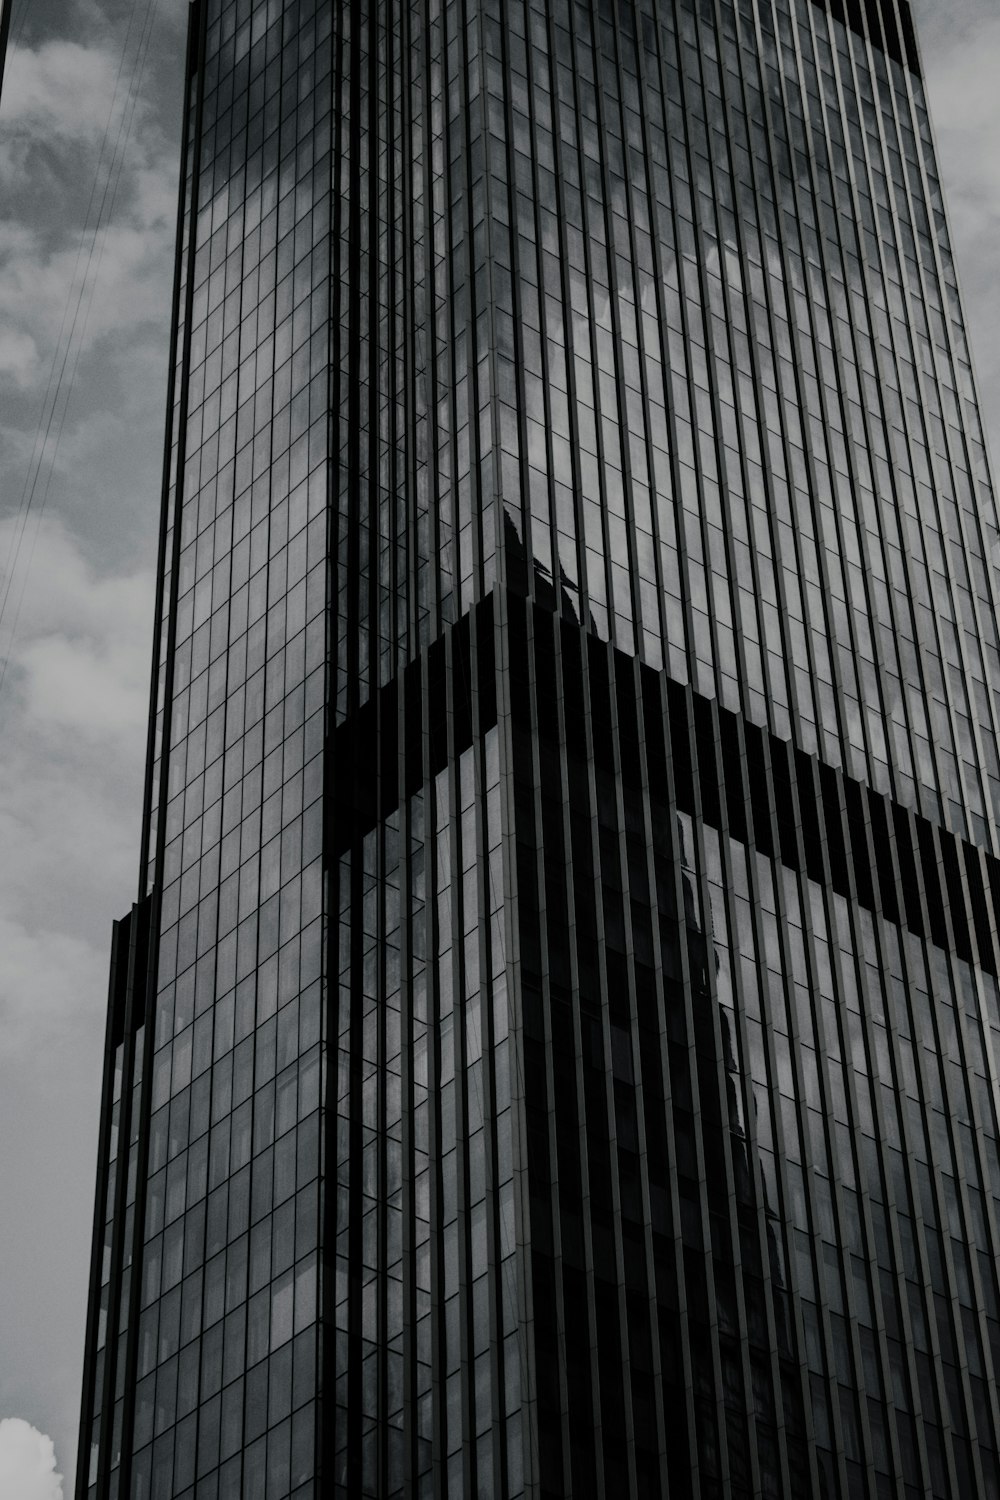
[677,811,803,1436]
[504,506,590,628]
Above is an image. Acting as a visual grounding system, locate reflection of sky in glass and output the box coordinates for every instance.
[497,624,989,1492]
[333,727,517,1494]
[408,0,1000,852]
[86,1,332,1495]
[81,1,1000,1497]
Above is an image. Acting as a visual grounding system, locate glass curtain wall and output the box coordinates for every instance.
[505,597,1000,1500]
[77,3,1000,1500]
[80,3,332,1497]
[480,0,1000,849]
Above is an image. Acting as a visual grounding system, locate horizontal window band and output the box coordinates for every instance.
[329,586,995,975]
[510,594,996,978]
[326,592,498,857]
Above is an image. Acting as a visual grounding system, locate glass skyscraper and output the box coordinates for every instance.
[77,0,1000,1497]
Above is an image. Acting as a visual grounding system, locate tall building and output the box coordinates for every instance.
[76,0,1000,1496]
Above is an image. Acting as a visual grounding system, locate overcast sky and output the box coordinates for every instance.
[0,1,187,1493]
[0,1,998,1494]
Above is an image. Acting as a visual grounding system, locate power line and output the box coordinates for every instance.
[0,0,164,704]
[0,0,146,627]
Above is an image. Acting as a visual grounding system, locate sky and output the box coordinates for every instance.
[0,0,998,1494]
[0,0,188,1492]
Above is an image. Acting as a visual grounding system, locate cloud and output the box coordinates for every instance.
[0,153,177,399]
[0,24,180,501]
[0,10,186,1497]
[0,1419,63,1500]
[0,917,103,1062]
[921,16,1000,232]
[1,514,153,731]
[18,631,149,735]
[1,39,126,144]
[0,517,152,1060]
[0,329,40,389]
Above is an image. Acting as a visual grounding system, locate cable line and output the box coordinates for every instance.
[0,0,163,704]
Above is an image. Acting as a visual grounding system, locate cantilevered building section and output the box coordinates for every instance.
[78,1,1000,1498]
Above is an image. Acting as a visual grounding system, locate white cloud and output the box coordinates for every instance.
[0,1419,63,1500]
[0,917,103,1061]
[0,39,139,165]
[923,18,1000,233]
[0,27,179,426]
[1,514,153,731]
[0,178,177,399]
[0,517,152,1059]
[0,330,40,389]
[1,513,151,631]
[19,631,149,735]
[0,11,186,1496]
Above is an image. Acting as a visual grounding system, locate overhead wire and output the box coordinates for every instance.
[0,0,163,704]
[0,0,147,627]
[12,0,29,50]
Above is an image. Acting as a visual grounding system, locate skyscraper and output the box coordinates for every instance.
[76,0,1000,1496]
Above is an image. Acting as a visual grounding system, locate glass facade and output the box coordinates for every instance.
[79,4,331,1497]
[77,1,1000,1498]
[504,599,1000,1498]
